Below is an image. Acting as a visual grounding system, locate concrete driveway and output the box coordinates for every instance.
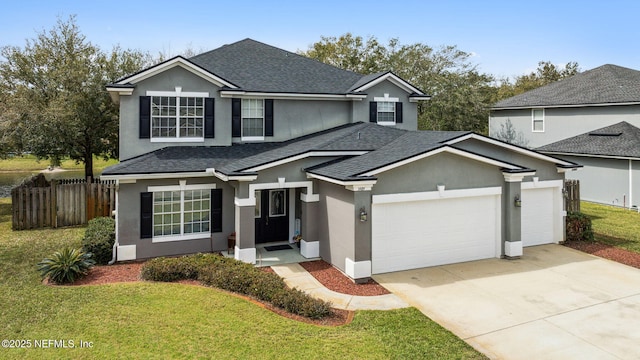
[373,245,640,360]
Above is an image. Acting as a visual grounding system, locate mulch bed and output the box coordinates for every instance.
[54,259,356,326]
[563,241,640,269]
[299,260,389,296]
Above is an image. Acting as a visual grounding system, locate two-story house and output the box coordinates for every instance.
[490,64,640,208]
[103,39,578,281]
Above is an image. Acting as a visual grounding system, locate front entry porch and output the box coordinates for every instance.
[223,241,319,267]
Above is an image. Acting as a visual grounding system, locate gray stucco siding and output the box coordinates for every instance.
[352,80,418,131]
[490,105,640,148]
[453,138,564,182]
[372,152,504,196]
[269,100,350,141]
[317,181,355,273]
[254,157,340,185]
[117,177,235,259]
[560,155,636,207]
[119,66,231,160]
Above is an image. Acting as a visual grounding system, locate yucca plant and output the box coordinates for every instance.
[37,248,96,284]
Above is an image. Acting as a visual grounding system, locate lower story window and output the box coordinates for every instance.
[153,189,210,238]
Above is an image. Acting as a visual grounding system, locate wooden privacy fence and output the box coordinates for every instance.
[11,178,116,230]
[564,179,580,213]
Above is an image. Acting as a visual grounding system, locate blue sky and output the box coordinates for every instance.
[1,0,639,79]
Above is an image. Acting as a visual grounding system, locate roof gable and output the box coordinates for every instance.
[111,56,237,88]
[537,121,640,158]
[493,64,640,109]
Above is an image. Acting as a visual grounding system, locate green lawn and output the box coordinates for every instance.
[0,155,118,172]
[0,198,485,360]
[581,201,640,254]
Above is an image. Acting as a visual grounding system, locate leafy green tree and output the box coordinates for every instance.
[300,33,495,133]
[0,16,147,178]
[493,61,580,101]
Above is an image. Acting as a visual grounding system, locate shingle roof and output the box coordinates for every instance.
[493,64,640,109]
[188,39,364,94]
[307,130,468,180]
[102,123,411,176]
[537,121,640,158]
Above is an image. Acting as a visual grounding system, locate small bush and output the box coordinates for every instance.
[141,253,222,282]
[141,253,332,319]
[272,288,333,319]
[37,248,96,284]
[82,217,115,265]
[566,212,594,241]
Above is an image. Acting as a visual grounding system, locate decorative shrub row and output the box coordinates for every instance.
[37,248,96,284]
[82,217,115,265]
[566,212,594,241]
[141,254,332,319]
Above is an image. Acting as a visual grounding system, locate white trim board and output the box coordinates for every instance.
[352,72,424,95]
[219,90,367,101]
[521,179,563,190]
[444,133,578,167]
[359,146,522,177]
[101,171,211,181]
[114,57,237,89]
[372,186,502,205]
[491,101,640,110]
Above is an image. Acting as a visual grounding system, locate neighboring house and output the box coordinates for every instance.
[490,64,640,148]
[102,39,579,281]
[538,122,640,208]
[490,64,640,208]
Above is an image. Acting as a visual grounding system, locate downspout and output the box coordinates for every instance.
[630,159,633,209]
[108,180,120,265]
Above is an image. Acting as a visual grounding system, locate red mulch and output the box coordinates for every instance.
[51,259,354,326]
[299,260,389,296]
[563,241,640,269]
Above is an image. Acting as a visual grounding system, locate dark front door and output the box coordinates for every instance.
[255,189,289,244]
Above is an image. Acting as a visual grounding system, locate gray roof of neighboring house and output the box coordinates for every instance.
[492,64,640,109]
[188,39,364,94]
[102,123,472,179]
[537,121,640,158]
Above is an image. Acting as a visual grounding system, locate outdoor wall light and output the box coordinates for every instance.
[514,195,522,207]
[359,207,368,222]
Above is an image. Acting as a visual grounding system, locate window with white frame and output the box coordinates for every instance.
[377,101,396,123]
[150,183,214,242]
[532,109,544,132]
[148,89,208,141]
[242,99,264,139]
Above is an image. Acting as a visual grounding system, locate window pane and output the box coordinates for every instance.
[255,190,261,217]
[533,120,544,131]
[242,99,264,137]
[270,190,286,216]
[377,101,395,123]
[533,109,543,120]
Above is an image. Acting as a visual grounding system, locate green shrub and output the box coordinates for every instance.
[141,253,222,282]
[271,288,333,319]
[141,253,332,319]
[566,212,594,241]
[82,217,115,265]
[37,248,96,284]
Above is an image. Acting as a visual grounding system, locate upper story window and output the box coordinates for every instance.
[142,88,212,142]
[242,99,264,140]
[231,98,274,141]
[370,94,403,125]
[532,108,544,132]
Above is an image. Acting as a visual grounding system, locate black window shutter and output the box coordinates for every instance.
[140,192,153,239]
[139,96,151,138]
[211,189,222,233]
[264,99,274,137]
[395,102,403,124]
[231,98,241,138]
[369,101,377,123]
[204,97,215,138]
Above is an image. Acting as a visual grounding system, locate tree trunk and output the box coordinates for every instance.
[84,153,94,180]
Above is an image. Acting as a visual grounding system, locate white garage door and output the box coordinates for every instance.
[521,186,560,247]
[372,189,501,274]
